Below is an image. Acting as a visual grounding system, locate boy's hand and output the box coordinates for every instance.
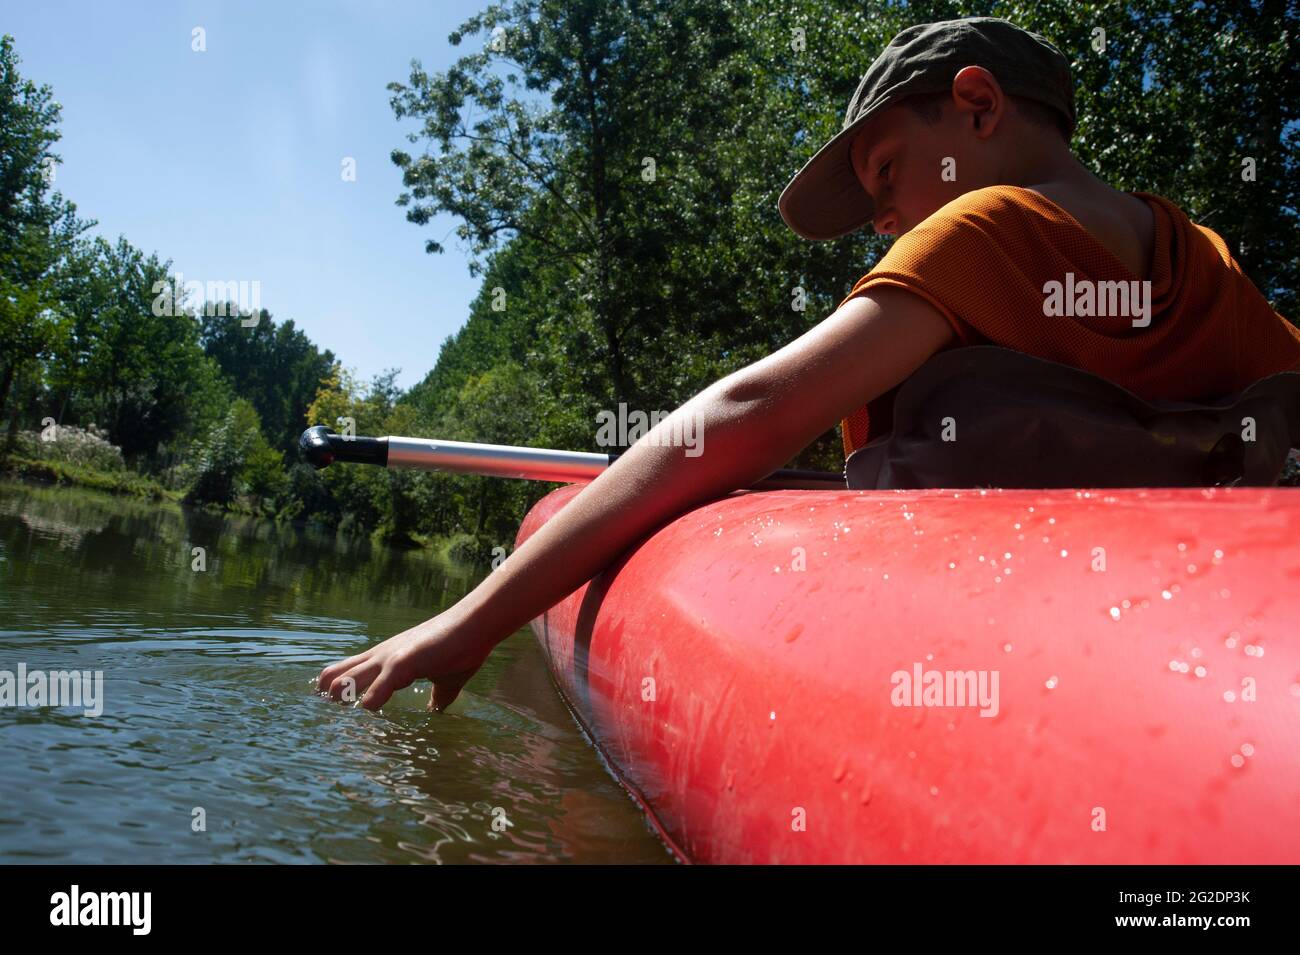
[316,610,491,713]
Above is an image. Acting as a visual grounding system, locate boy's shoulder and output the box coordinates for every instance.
[912,185,1047,235]
[934,184,1066,221]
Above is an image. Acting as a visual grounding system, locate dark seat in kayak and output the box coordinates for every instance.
[845,346,1300,490]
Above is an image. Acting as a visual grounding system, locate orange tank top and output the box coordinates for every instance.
[837,186,1300,455]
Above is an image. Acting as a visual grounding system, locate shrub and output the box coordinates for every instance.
[11,424,126,472]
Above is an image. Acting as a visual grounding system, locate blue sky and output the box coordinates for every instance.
[7,0,497,390]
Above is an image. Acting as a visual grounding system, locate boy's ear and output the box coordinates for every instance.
[950,66,1004,138]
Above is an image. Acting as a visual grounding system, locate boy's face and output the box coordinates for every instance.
[849,100,979,237]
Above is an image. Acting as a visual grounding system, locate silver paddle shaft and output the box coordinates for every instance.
[384,436,844,490]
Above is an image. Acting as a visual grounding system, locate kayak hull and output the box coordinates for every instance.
[517,484,1300,864]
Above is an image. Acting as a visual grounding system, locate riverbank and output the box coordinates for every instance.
[0,453,177,502]
[0,465,503,566]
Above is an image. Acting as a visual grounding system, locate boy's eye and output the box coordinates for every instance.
[876,160,892,182]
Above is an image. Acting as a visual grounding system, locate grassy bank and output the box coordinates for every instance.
[0,454,179,502]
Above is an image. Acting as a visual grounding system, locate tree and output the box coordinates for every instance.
[53,237,226,463]
[185,398,284,509]
[0,34,92,426]
[200,308,336,456]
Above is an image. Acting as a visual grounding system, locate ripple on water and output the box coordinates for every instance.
[0,486,672,864]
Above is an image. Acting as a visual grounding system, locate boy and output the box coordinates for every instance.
[318,18,1300,712]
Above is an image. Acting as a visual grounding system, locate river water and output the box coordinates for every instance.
[0,480,671,864]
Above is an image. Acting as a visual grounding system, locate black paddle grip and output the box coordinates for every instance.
[299,426,389,470]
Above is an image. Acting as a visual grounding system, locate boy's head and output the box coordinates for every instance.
[779,18,1076,240]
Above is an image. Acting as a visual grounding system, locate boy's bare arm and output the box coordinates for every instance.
[318,286,954,710]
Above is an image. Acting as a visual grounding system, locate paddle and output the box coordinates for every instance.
[298,426,845,490]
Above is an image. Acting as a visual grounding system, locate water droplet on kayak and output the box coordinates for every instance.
[1003,552,1012,560]
[832,755,847,782]
[860,785,873,805]
[908,750,917,759]
[1003,643,1013,653]
[1240,743,1254,757]
[1161,590,1173,600]
[1213,549,1224,561]
[1230,753,1245,768]
[1195,666,1207,678]
[1048,517,1056,525]
[1225,632,1239,649]
[769,711,776,720]
[1060,549,1068,557]
[1223,690,1237,703]
[1177,542,1187,552]
[784,624,802,643]
[1109,605,1122,621]
[1190,647,1202,658]
[925,653,934,661]
[930,786,939,796]
[1045,676,1058,689]
[948,561,956,569]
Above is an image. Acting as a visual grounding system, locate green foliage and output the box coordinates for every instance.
[0,34,93,425]
[200,309,336,456]
[392,0,1300,511]
[5,5,1299,538]
[0,454,172,500]
[184,399,285,511]
[47,236,228,463]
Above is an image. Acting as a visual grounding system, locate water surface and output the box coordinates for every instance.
[0,480,670,863]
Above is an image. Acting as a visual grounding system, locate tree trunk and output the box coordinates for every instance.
[475,481,488,535]
[0,362,14,425]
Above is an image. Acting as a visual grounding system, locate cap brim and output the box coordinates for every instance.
[778,116,875,241]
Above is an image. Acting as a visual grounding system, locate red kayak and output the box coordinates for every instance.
[517,483,1300,864]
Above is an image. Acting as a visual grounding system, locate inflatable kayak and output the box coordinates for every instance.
[516,483,1300,864]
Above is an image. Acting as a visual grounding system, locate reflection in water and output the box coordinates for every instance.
[0,480,671,864]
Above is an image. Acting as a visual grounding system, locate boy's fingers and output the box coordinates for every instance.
[328,659,380,701]
[318,653,366,692]
[360,667,403,711]
[429,667,478,713]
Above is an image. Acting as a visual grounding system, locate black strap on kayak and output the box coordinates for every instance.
[845,346,1300,490]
